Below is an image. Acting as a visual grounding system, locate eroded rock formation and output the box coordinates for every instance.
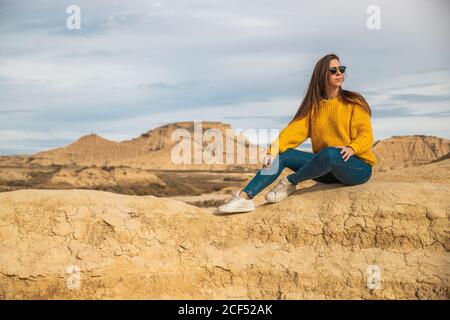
[1,162,448,299]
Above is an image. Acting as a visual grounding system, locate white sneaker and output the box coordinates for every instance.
[265,177,296,203]
[217,192,255,213]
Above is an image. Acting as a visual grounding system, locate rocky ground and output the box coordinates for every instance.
[0,160,448,299]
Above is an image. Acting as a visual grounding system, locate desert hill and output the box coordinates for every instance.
[28,121,261,170]
[122,121,242,151]
[372,135,450,171]
[32,133,145,166]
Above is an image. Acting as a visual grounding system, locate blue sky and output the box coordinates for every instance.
[0,0,449,155]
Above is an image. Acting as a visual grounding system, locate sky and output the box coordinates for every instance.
[0,0,449,155]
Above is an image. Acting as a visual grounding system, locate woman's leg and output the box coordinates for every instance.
[287,146,372,186]
[242,148,314,198]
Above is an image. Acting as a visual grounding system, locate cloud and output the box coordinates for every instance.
[373,106,450,119]
[138,80,203,90]
[0,129,83,155]
[0,108,32,115]
[389,94,450,104]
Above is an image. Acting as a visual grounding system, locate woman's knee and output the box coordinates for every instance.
[277,148,296,165]
[279,148,297,157]
[316,147,341,163]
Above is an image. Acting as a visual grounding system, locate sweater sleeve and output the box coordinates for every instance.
[347,105,374,155]
[267,113,310,156]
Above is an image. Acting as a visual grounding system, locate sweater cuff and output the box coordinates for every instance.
[346,143,358,154]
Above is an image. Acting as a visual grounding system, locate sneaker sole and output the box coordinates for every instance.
[265,190,295,203]
[217,207,255,213]
[264,196,286,203]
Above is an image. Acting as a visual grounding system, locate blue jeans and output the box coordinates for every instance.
[242,147,372,199]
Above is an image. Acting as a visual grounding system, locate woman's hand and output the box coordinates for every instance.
[262,154,274,169]
[335,146,355,162]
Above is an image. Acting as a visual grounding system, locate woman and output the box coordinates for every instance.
[218,53,377,213]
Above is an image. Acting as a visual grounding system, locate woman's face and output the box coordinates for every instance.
[327,58,345,88]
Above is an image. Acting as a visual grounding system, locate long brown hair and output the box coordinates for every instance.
[291,53,372,123]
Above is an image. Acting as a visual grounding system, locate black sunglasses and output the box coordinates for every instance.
[329,66,346,75]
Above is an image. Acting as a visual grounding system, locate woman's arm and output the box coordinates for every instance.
[346,105,374,155]
[267,113,310,156]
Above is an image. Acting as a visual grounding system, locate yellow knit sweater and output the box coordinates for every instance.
[268,95,377,167]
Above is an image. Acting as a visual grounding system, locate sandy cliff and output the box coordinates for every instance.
[372,135,450,171]
[1,160,448,299]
